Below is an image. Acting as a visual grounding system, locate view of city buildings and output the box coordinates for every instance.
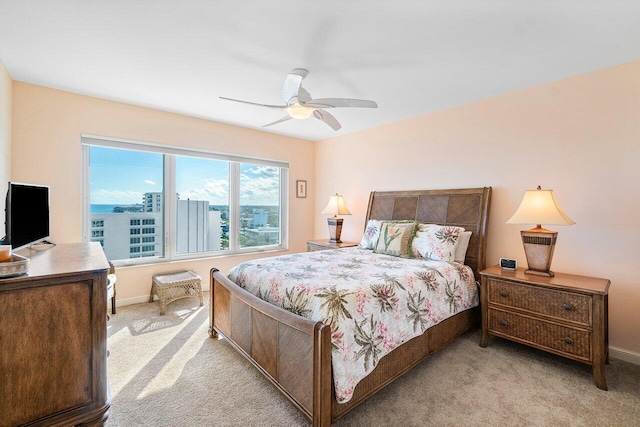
[90,192,279,261]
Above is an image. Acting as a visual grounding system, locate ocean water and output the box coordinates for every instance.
[91,204,120,213]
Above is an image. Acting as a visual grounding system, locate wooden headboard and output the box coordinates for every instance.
[365,187,492,280]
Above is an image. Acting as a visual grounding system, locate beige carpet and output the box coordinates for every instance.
[106,294,640,426]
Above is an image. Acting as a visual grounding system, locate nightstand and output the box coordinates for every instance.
[306,239,358,252]
[479,266,610,390]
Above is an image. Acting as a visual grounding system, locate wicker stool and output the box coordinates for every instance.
[149,271,204,315]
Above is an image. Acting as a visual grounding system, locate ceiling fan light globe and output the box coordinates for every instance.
[287,104,314,119]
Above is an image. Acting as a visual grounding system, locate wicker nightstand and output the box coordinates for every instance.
[479,266,610,390]
[306,239,358,252]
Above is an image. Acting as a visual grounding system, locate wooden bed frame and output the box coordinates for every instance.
[209,187,492,426]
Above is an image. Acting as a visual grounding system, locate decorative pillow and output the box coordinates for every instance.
[413,225,465,262]
[454,231,472,263]
[411,223,432,258]
[373,221,418,258]
[359,219,382,249]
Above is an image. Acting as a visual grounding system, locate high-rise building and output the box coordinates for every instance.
[252,209,268,228]
[90,212,162,260]
[90,193,222,260]
[143,192,163,212]
[176,199,222,253]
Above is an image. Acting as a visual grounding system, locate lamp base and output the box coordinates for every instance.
[327,217,344,243]
[524,268,555,277]
[521,227,557,278]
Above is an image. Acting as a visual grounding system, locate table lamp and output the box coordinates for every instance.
[507,186,575,277]
[321,194,351,243]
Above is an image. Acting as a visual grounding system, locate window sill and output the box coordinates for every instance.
[111,246,289,269]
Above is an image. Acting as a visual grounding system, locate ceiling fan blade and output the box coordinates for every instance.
[263,115,293,128]
[219,96,287,111]
[282,68,308,103]
[313,109,342,131]
[297,87,312,103]
[304,98,378,109]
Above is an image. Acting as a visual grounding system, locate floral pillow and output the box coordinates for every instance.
[359,219,382,249]
[413,225,465,262]
[373,221,418,258]
[410,223,434,258]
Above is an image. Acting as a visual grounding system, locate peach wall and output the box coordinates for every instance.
[314,61,640,356]
[0,59,11,229]
[11,82,315,303]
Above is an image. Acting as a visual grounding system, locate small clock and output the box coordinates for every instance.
[499,258,517,270]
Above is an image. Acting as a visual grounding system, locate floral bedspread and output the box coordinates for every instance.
[226,247,478,403]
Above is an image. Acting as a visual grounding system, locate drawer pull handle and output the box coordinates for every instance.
[564,337,573,345]
[500,320,508,328]
[499,290,508,298]
[563,303,573,311]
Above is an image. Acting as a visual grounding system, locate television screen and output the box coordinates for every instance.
[5,182,50,250]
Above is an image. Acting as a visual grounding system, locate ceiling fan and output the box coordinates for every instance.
[220,68,378,131]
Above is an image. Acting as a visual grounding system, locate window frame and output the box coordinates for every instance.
[82,135,289,267]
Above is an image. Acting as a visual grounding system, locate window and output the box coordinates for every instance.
[83,136,288,265]
[176,155,229,254]
[239,164,281,248]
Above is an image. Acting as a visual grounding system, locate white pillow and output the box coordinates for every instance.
[454,231,472,263]
[413,224,465,262]
[359,219,382,249]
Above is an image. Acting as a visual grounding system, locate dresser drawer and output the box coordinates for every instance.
[487,279,592,326]
[488,308,591,361]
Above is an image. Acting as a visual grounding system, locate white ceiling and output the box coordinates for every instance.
[1,1,639,141]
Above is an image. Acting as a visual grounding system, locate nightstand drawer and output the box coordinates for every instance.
[487,279,592,326]
[488,308,591,361]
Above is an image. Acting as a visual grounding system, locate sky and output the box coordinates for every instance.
[89,146,280,206]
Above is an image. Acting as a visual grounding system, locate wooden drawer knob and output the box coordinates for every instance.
[499,290,508,298]
[563,303,573,311]
[500,320,508,328]
[564,337,573,345]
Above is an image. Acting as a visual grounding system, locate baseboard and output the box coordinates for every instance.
[610,346,640,365]
[113,288,210,309]
[114,295,152,308]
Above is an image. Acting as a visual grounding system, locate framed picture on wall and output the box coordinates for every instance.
[296,180,307,198]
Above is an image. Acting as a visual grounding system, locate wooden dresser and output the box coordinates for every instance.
[479,266,610,390]
[0,243,110,426]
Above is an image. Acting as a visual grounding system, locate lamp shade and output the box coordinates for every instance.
[321,194,351,216]
[507,186,575,226]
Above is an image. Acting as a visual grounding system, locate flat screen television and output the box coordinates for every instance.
[3,182,50,250]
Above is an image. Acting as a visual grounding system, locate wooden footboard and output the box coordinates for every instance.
[210,268,333,426]
[210,268,479,426]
